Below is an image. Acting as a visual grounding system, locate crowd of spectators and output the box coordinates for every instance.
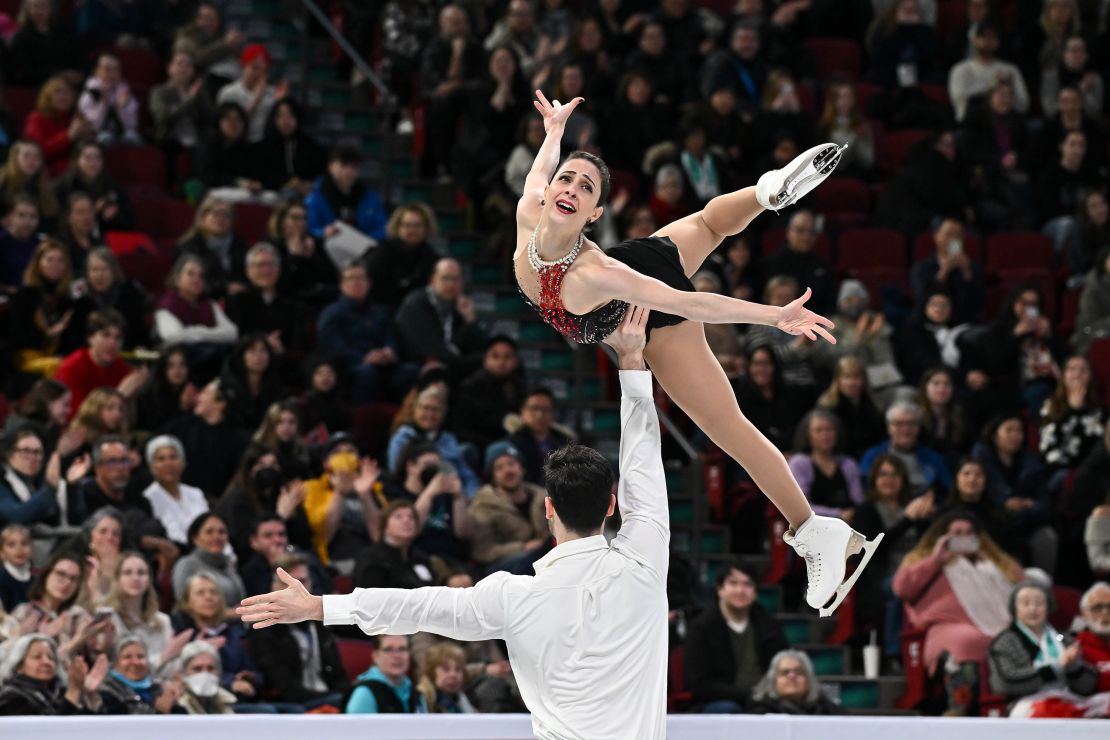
[0,0,1109,722]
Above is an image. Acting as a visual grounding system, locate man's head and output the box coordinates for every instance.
[785,210,817,253]
[1081,582,1110,637]
[972,20,1000,58]
[763,275,800,307]
[92,435,132,493]
[485,441,525,490]
[1061,130,1087,171]
[730,21,760,60]
[483,336,519,378]
[932,217,965,256]
[543,445,615,538]
[86,308,126,366]
[250,514,288,562]
[430,257,464,303]
[885,401,922,451]
[381,500,419,546]
[520,388,556,437]
[272,552,311,592]
[717,560,758,616]
[439,4,469,38]
[245,242,281,291]
[339,262,370,302]
[239,44,271,87]
[195,3,220,35]
[373,634,411,683]
[506,0,533,33]
[327,146,361,193]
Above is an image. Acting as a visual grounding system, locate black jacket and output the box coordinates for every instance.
[248,621,350,703]
[684,603,788,706]
[159,413,250,500]
[364,238,439,312]
[353,540,437,590]
[0,675,93,715]
[747,692,845,715]
[174,233,248,301]
[451,369,527,450]
[988,623,1100,699]
[224,288,304,354]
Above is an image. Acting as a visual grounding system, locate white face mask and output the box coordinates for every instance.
[184,671,220,698]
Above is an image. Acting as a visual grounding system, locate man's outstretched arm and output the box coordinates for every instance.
[607,306,670,577]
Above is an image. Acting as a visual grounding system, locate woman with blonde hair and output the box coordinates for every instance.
[21,76,91,177]
[1039,354,1105,471]
[9,239,75,375]
[0,140,58,225]
[66,387,130,454]
[102,551,183,670]
[817,356,886,458]
[417,642,476,713]
[817,79,875,174]
[253,400,311,480]
[367,201,441,311]
[175,196,248,299]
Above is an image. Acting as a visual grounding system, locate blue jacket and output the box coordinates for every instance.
[304,176,386,242]
[859,441,953,493]
[346,665,426,714]
[387,425,480,498]
[0,469,58,526]
[316,296,400,371]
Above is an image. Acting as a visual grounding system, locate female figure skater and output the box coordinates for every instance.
[513,93,881,616]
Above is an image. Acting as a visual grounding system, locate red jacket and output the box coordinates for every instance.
[1076,629,1110,693]
[54,347,132,418]
[23,111,74,176]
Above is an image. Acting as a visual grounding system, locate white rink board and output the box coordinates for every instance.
[1,714,1108,740]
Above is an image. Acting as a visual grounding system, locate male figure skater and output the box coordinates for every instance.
[239,306,669,739]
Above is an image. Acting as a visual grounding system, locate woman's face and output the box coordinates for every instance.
[924,294,952,324]
[115,642,149,681]
[384,506,419,544]
[282,206,308,237]
[312,364,337,393]
[1063,356,1090,392]
[684,128,706,156]
[626,206,656,239]
[1014,587,1048,632]
[49,84,73,114]
[243,341,270,375]
[489,47,516,80]
[274,104,298,136]
[545,158,603,228]
[559,66,584,98]
[1058,88,1081,117]
[44,558,81,604]
[655,173,683,205]
[6,203,40,239]
[947,518,975,539]
[924,372,953,405]
[577,19,602,52]
[993,418,1024,455]
[168,52,195,84]
[626,76,651,106]
[86,255,115,292]
[833,84,855,115]
[200,203,232,237]
[989,84,1013,115]
[20,641,57,682]
[117,555,150,599]
[48,393,71,426]
[413,393,446,431]
[837,368,864,399]
[187,578,223,620]
[808,416,837,454]
[874,461,904,500]
[524,117,545,149]
[38,247,68,282]
[193,517,228,554]
[1063,37,1087,70]
[69,197,96,235]
[956,462,986,500]
[639,23,664,54]
[99,395,125,430]
[177,261,206,298]
[185,653,218,675]
[77,145,104,179]
[150,444,184,486]
[727,240,751,268]
[434,659,465,694]
[748,349,774,388]
[773,656,809,703]
[8,434,45,477]
[166,351,189,386]
[219,110,245,141]
[396,209,428,246]
[91,516,123,556]
[1085,192,1108,226]
[276,411,298,442]
[16,144,43,177]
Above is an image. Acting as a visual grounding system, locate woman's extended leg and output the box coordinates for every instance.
[651,187,764,278]
[644,320,811,528]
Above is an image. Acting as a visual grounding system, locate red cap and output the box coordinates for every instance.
[240,43,271,67]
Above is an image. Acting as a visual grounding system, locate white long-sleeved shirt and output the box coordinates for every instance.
[947,57,1030,121]
[324,370,669,740]
[154,301,238,345]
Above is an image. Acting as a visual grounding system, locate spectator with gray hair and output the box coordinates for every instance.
[1075,582,1110,694]
[142,435,209,547]
[173,640,237,714]
[747,649,844,715]
[648,163,691,228]
[225,242,303,356]
[0,633,107,715]
[98,635,182,714]
[860,400,953,496]
[822,279,904,406]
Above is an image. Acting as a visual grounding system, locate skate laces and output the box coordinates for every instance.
[793,542,822,596]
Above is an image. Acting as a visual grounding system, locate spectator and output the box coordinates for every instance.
[453,337,527,450]
[1039,355,1105,470]
[1015,0,1079,94]
[1063,190,1110,278]
[374,441,470,564]
[0,429,88,528]
[174,641,236,714]
[219,333,283,431]
[698,20,767,113]
[345,634,427,714]
[3,378,71,459]
[195,103,260,200]
[988,580,1103,717]
[916,366,972,462]
[910,218,983,325]
[149,51,216,155]
[817,80,876,175]
[387,387,481,497]
[1041,36,1103,117]
[0,524,33,612]
[174,197,249,300]
[0,634,105,714]
[550,61,600,153]
[10,552,98,661]
[154,255,239,375]
[21,79,91,178]
[940,457,1010,549]
[1075,246,1110,354]
[736,344,810,453]
[867,0,942,89]
[353,500,439,590]
[788,409,863,521]
[64,388,129,460]
[317,262,415,403]
[366,203,440,312]
[268,200,335,304]
[684,561,788,712]
[1,140,58,227]
[135,347,196,433]
[252,99,326,196]
[1037,130,1099,223]
[173,3,244,77]
[98,635,181,714]
[73,510,128,609]
[892,512,1023,714]
[77,54,141,146]
[101,552,178,672]
[396,257,488,378]
[253,401,312,481]
[469,440,548,568]
[237,517,328,598]
[54,308,148,416]
[647,163,692,229]
[690,271,744,379]
[483,0,540,77]
[1036,86,1106,177]
[302,446,381,568]
[1075,582,1110,686]
[159,378,250,499]
[69,247,150,350]
[7,0,80,86]
[170,514,243,606]
[54,193,104,280]
[947,21,1029,121]
[53,141,133,234]
[824,279,902,401]
[747,649,844,715]
[296,356,350,438]
[748,68,817,157]
[142,435,208,549]
[216,44,286,143]
[624,20,683,106]
[9,240,76,376]
[897,290,972,387]
[762,211,835,315]
[0,196,42,291]
[505,115,545,198]
[246,553,347,707]
[602,72,673,175]
[507,387,572,485]
[860,400,953,496]
[214,445,312,563]
[961,81,1032,230]
[305,146,386,244]
[417,642,477,714]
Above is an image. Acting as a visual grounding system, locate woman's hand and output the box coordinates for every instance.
[65,453,92,484]
[161,628,194,666]
[231,671,256,697]
[533,90,583,134]
[776,287,836,343]
[154,675,184,713]
[276,480,306,520]
[932,533,954,559]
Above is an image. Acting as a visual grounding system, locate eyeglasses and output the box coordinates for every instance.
[13,447,44,457]
[378,646,409,654]
[777,667,806,677]
[98,457,131,467]
[51,570,81,583]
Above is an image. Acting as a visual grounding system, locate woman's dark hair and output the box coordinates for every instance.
[715,558,759,588]
[223,443,280,507]
[945,457,988,507]
[28,552,85,612]
[264,97,304,140]
[215,101,248,142]
[186,512,225,545]
[993,281,1044,328]
[979,411,1025,446]
[225,332,273,380]
[396,439,439,480]
[553,150,611,206]
[543,444,614,535]
[744,343,783,390]
[917,366,966,445]
[865,452,912,505]
[18,378,69,421]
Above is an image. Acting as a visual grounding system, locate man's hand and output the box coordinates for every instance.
[238,567,323,628]
[603,305,649,370]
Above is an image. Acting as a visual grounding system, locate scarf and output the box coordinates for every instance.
[109,670,154,702]
[4,560,31,582]
[3,464,67,523]
[194,548,230,571]
[680,151,719,202]
[1016,621,1064,668]
[944,556,1013,637]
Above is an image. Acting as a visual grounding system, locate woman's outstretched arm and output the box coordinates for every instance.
[516,92,584,229]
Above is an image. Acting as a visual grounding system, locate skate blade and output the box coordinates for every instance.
[775,144,845,209]
[817,532,884,619]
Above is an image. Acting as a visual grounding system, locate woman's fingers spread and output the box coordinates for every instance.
[535,90,550,108]
[815,326,837,344]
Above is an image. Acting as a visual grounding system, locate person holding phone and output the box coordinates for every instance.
[910,217,984,325]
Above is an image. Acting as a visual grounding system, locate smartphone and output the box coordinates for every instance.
[947,239,962,257]
[1024,306,1039,319]
[948,535,979,554]
[91,608,114,624]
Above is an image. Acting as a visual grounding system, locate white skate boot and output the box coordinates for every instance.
[784,514,884,618]
[756,142,846,211]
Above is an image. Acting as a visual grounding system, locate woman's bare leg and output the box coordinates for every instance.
[652,187,765,278]
[644,320,812,529]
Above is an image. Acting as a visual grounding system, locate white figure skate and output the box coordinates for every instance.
[784,514,884,618]
[756,142,846,211]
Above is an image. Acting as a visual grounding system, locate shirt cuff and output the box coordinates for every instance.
[322,593,358,626]
[618,369,652,398]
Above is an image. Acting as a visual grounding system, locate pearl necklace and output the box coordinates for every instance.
[527,226,583,272]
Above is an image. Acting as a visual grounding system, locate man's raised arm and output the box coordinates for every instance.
[607,307,670,577]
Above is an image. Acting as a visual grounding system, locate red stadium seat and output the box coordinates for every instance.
[803,37,863,80]
[985,232,1054,272]
[919,83,950,108]
[351,402,400,459]
[1057,287,1081,337]
[761,228,832,260]
[854,82,882,112]
[813,177,870,216]
[881,129,930,172]
[836,228,907,271]
[853,267,910,309]
[105,145,167,190]
[667,645,694,713]
[235,203,274,244]
[937,0,968,36]
[108,45,164,94]
[912,231,983,263]
[133,196,194,240]
[1089,339,1110,407]
[609,168,641,204]
[5,86,38,126]
[336,638,374,682]
[1051,586,1082,632]
[796,82,818,113]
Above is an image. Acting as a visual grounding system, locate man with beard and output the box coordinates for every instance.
[1076,582,1110,694]
[469,441,549,573]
